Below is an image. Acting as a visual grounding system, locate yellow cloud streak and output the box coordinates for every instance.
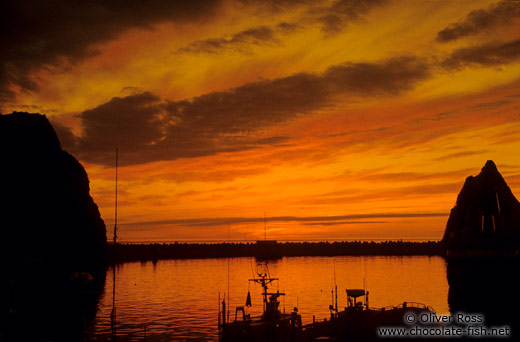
[7,0,520,241]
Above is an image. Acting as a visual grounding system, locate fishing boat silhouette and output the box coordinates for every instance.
[219,262,302,341]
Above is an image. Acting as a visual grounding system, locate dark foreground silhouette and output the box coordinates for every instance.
[0,112,106,272]
[447,259,520,339]
[442,161,520,340]
[0,112,107,340]
[3,113,518,340]
[1,265,106,341]
[442,160,520,257]
[219,262,437,342]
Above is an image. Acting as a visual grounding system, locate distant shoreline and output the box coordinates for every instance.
[115,238,440,244]
[108,240,443,263]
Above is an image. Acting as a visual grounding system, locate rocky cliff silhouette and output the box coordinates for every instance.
[0,112,107,271]
[0,112,107,341]
[442,160,520,257]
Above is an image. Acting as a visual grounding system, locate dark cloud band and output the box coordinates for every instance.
[59,56,429,166]
[436,1,520,43]
[441,38,520,69]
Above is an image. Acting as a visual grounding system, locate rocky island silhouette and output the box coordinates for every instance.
[442,160,520,258]
[442,160,520,338]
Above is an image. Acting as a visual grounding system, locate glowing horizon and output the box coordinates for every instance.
[3,0,520,241]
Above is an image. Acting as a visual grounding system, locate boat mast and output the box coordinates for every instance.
[251,273,276,312]
[333,259,338,313]
[249,263,284,313]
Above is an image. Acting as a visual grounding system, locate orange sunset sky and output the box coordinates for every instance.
[3,0,520,241]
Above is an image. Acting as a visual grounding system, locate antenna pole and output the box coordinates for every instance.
[114,147,118,245]
[333,259,338,312]
[111,147,118,341]
[264,212,266,241]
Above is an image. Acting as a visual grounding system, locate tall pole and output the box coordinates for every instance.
[114,147,118,245]
[111,147,118,341]
[264,212,266,241]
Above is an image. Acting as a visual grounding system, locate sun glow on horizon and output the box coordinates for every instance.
[4,0,520,241]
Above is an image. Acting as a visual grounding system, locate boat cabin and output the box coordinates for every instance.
[346,288,369,310]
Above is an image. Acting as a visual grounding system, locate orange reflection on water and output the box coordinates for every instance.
[93,256,448,341]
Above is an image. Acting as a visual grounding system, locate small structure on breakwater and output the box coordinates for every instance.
[254,240,281,260]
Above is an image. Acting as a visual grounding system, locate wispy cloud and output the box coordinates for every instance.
[436,1,520,42]
[121,212,448,228]
[177,23,299,54]
[302,221,387,226]
[431,150,488,162]
[313,0,387,35]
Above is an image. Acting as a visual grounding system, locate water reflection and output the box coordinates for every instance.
[6,256,516,341]
[1,263,106,341]
[92,256,449,341]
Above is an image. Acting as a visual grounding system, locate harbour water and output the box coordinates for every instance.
[90,256,449,341]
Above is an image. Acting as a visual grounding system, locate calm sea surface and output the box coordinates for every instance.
[91,256,449,341]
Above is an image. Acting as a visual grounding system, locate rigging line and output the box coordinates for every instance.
[250,258,256,279]
[333,258,337,288]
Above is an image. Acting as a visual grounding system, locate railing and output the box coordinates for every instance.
[397,302,436,313]
[374,305,396,312]
[369,302,436,313]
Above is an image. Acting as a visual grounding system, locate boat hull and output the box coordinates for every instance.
[220,314,302,342]
[302,305,435,341]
